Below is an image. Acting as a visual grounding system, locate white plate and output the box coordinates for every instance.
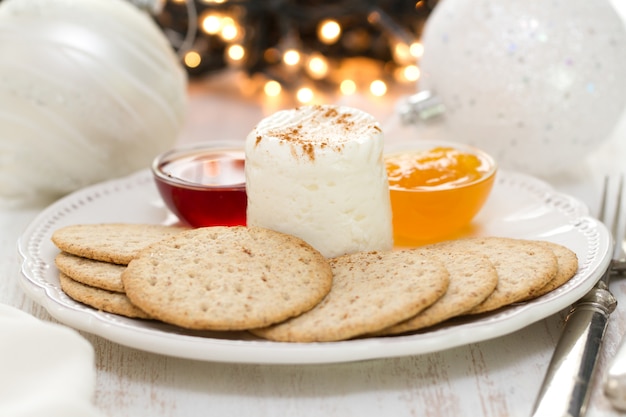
[18,169,611,364]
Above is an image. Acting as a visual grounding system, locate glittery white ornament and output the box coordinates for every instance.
[415,0,626,176]
[0,0,187,205]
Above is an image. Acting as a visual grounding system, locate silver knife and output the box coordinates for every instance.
[530,273,617,417]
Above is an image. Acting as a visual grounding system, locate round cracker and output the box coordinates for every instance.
[122,226,333,331]
[59,273,150,319]
[524,240,579,299]
[378,250,498,335]
[51,223,188,265]
[55,252,125,293]
[251,250,450,342]
[425,237,558,314]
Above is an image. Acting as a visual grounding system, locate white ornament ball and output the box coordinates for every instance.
[416,0,626,176]
[0,0,187,205]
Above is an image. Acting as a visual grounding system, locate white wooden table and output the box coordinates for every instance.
[2,7,626,414]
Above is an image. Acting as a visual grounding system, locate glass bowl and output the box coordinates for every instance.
[384,140,497,246]
[151,141,246,227]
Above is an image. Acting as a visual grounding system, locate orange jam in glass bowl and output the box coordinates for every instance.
[385,141,497,246]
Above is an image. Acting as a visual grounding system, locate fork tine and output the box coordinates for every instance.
[614,175,624,260]
[611,176,622,240]
[600,175,624,260]
[599,176,610,223]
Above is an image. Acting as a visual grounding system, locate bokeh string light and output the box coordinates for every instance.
[155,0,435,103]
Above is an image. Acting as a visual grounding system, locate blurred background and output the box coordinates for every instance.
[149,0,435,107]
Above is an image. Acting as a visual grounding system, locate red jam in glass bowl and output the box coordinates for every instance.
[152,141,247,227]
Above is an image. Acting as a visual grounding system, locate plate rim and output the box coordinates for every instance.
[17,169,612,364]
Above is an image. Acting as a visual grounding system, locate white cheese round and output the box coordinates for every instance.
[245,104,393,258]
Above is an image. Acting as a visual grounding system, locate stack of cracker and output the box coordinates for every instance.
[52,224,189,319]
[50,223,579,343]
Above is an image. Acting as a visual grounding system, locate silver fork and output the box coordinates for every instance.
[604,176,626,410]
[531,175,622,417]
